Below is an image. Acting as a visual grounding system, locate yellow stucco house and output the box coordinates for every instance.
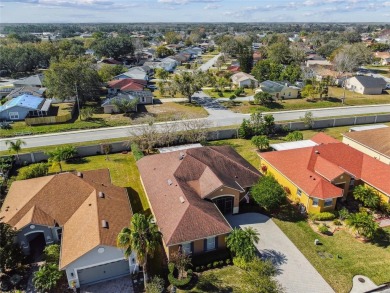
[259,133,390,213]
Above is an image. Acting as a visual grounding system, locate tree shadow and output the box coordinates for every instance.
[260,249,288,271]
[371,228,390,248]
[192,272,233,293]
[272,203,307,223]
[66,157,89,164]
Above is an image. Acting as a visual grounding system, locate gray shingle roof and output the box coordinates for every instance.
[353,76,386,88]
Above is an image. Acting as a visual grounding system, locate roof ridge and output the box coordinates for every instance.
[207,146,260,178]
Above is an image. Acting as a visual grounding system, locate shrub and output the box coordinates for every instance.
[218,91,224,97]
[318,224,329,234]
[131,143,144,161]
[168,270,192,287]
[229,94,236,99]
[379,202,390,216]
[213,261,219,268]
[226,259,231,265]
[187,269,193,275]
[310,212,336,221]
[195,266,200,272]
[200,265,205,271]
[338,208,350,220]
[251,175,286,211]
[346,211,379,240]
[333,219,342,226]
[168,262,175,274]
[219,260,224,266]
[146,276,165,293]
[207,263,212,269]
[43,244,60,263]
[233,256,247,269]
[353,185,380,209]
[17,163,49,180]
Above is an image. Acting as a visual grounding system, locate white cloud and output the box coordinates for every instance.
[204,3,220,9]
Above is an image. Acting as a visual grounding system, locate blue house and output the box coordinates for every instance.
[0,94,51,121]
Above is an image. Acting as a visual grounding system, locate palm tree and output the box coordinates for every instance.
[117,213,161,287]
[46,145,77,172]
[5,139,26,161]
[226,227,260,262]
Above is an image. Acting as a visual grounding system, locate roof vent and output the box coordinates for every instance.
[101,220,109,228]
[179,196,185,203]
[315,150,320,154]
[98,192,105,198]
[77,172,83,178]
[167,179,173,186]
[179,152,185,160]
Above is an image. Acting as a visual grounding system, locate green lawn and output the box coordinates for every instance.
[15,153,149,214]
[225,87,390,114]
[273,214,390,293]
[0,102,207,138]
[178,266,259,293]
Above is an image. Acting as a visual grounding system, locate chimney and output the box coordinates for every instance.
[315,150,320,154]
[98,192,105,198]
[77,172,83,178]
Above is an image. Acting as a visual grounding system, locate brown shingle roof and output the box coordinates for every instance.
[137,146,260,246]
[0,169,131,269]
[343,128,390,159]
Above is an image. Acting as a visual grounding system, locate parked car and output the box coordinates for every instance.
[386,84,390,89]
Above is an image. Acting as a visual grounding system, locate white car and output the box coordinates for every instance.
[386,84,390,90]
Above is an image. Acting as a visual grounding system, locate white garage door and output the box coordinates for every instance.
[78,259,130,286]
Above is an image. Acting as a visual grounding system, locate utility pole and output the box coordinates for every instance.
[74,82,81,120]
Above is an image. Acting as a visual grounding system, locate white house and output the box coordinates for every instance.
[345,76,386,95]
[231,72,258,88]
[256,80,300,100]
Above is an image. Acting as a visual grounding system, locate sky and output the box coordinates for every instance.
[0,0,389,23]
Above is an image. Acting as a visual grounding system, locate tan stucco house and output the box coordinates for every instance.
[136,146,260,260]
[345,76,386,95]
[0,169,137,289]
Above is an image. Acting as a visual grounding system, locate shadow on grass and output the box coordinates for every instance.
[66,157,89,164]
[371,228,390,249]
[272,203,307,223]
[126,186,150,215]
[187,272,233,293]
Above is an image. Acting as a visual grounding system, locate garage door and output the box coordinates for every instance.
[78,259,130,286]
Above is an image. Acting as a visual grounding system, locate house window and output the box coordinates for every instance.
[56,228,63,241]
[182,242,191,255]
[206,237,215,251]
[349,178,355,188]
[312,198,319,206]
[288,92,291,96]
[9,112,19,120]
[324,199,333,207]
[297,189,302,196]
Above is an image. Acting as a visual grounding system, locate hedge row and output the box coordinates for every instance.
[309,212,336,221]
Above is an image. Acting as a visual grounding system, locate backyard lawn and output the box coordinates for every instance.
[0,102,207,138]
[15,153,150,214]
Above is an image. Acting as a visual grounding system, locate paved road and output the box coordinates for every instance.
[1,97,389,151]
[198,53,221,71]
[226,213,334,293]
[361,67,390,83]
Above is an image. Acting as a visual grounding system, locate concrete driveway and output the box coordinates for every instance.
[226,213,334,293]
[80,276,134,293]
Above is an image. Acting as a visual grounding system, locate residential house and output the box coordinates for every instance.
[114,66,151,81]
[13,74,44,88]
[143,59,177,72]
[6,86,46,99]
[345,76,386,95]
[259,133,390,213]
[102,91,153,114]
[137,146,260,260]
[0,94,51,121]
[306,60,333,68]
[256,80,300,99]
[227,65,240,73]
[373,52,390,65]
[231,72,258,88]
[107,79,147,95]
[0,169,137,288]
[342,127,390,165]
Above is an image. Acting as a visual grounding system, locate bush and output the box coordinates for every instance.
[333,219,342,226]
[43,244,60,263]
[168,262,175,274]
[17,163,49,180]
[379,202,390,216]
[353,185,380,209]
[131,143,144,161]
[310,212,336,221]
[218,91,223,97]
[219,260,224,266]
[251,175,286,211]
[200,265,205,271]
[207,263,212,269]
[318,224,329,234]
[226,259,231,265]
[233,256,247,269]
[195,266,200,272]
[338,208,349,220]
[168,270,192,287]
[234,87,244,96]
[213,261,219,268]
[146,276,165,293]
